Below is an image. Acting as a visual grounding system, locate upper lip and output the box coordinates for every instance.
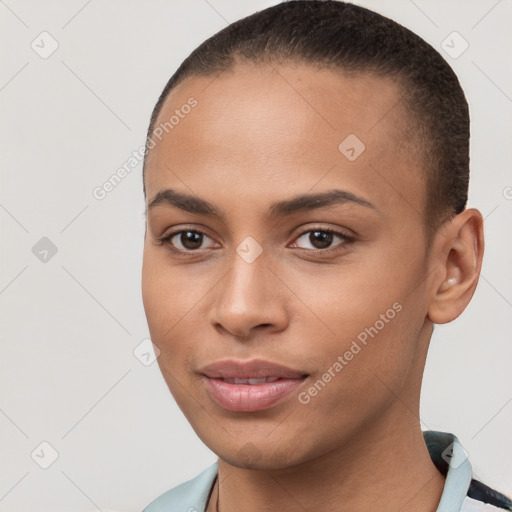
[200,359,308,379]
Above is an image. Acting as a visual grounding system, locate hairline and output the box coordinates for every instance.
[143,59,447,240]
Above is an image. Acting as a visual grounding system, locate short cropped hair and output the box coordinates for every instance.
[143,0,470,230]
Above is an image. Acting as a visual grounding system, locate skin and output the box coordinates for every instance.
[141,62,484,512]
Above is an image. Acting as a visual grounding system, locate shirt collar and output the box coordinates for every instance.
[424,431,472,512]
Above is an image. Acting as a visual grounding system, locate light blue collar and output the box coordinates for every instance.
[141,462,218,511]
[434,434,472,512]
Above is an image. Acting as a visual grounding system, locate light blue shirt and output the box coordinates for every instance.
[140,432,503,512]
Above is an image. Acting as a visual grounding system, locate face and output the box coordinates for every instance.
[142,63,435,469]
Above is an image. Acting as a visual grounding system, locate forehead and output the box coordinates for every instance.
[145,63,424,220]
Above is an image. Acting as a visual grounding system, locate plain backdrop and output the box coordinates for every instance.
[0,1,511,511]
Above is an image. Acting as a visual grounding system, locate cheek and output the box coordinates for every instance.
[142,249,206,337]
[141,251,191,378]
[141,249,219,381]
[292,255,423,396]
[141,254,204,411]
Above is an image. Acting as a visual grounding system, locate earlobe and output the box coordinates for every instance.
[427,209,484,324]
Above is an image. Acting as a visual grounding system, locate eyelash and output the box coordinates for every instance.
[156,226,355,257]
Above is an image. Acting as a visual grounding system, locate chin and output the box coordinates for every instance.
[214,440,307,471]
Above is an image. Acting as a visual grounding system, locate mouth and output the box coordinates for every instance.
[220,376,282,384]
[199,359,309,412]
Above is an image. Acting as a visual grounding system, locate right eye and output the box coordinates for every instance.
[156,228,219,254]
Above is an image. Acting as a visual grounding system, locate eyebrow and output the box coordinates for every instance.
[147,188,376,219]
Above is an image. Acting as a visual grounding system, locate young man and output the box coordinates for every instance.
[139,1,511,511]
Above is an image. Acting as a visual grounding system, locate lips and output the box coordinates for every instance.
[200,359,307,379]
[200,359,308,412]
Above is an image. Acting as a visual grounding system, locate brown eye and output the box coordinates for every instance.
[308,231,334,249]
[157,228,218,253]
[175,231,205,250]
[291,228,354,254]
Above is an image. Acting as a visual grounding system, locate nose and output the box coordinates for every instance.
[208,249,288,340]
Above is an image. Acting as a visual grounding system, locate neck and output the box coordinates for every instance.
[210,328,444,512]
[213,414,443,512]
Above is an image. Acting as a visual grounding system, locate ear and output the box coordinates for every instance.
[427,208,484,324]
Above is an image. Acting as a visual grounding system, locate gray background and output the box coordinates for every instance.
[0,1,511,510]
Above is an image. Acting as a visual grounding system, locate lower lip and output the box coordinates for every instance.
[204,377,306,412]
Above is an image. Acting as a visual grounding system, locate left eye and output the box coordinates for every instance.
[291,229,352,251]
